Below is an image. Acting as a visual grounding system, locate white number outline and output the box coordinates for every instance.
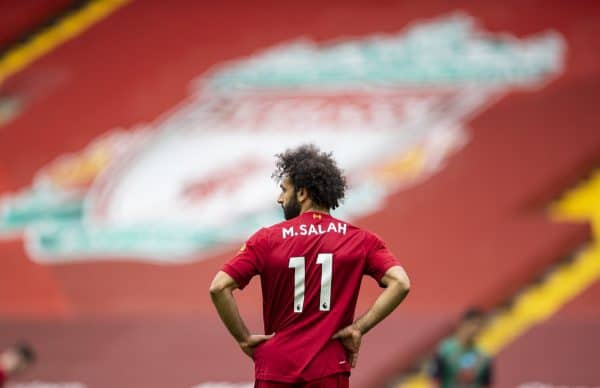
[288,253,333,313]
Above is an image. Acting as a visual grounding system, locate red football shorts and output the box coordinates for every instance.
[255,373,350,388]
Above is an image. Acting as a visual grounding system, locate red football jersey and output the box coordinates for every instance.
[222,211,400,383]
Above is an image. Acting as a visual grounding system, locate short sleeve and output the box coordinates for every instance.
[364,233,400,287]
[222,228,268,290]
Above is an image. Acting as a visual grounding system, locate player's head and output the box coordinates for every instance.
[273,144,347,220]
[457,308,486,347]
[1,342,35,375]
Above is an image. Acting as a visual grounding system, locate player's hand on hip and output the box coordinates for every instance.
[239,333,275,359]
[332,325,362,368]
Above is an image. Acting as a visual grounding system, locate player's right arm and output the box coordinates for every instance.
[209,270,274,358]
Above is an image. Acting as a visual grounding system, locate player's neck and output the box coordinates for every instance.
[300,203,330,215]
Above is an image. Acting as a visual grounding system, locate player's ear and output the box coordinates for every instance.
[296,187,308,203]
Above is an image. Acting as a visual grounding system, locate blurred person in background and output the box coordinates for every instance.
[430,308,492,388]
[0,342,35,387]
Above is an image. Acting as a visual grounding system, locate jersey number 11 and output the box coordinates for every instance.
[288,254,332,313]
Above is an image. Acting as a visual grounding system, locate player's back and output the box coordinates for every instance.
[230,211,398,382]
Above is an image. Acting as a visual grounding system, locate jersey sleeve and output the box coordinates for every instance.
[364,232,400,287]
[221,228,268,290]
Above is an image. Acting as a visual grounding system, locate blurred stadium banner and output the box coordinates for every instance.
[0,1,599,387]
[1,12,565,262]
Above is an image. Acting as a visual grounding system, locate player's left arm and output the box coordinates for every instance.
[333,265,410,367]
[353,265,410,333]
[209,270,274,359]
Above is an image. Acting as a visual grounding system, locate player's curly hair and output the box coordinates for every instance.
[272,144,347,210]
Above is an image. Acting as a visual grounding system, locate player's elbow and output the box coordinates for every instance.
[395,276,410,296]
[209,274,228,296]
[386,266,411,293]
[399,271,410,293]
[209,271,237,296]
[209,281,223,296]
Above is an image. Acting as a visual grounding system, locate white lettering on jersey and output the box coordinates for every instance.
[282,227,294,239]
[281,222,348,239]
[300,224,308,236]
